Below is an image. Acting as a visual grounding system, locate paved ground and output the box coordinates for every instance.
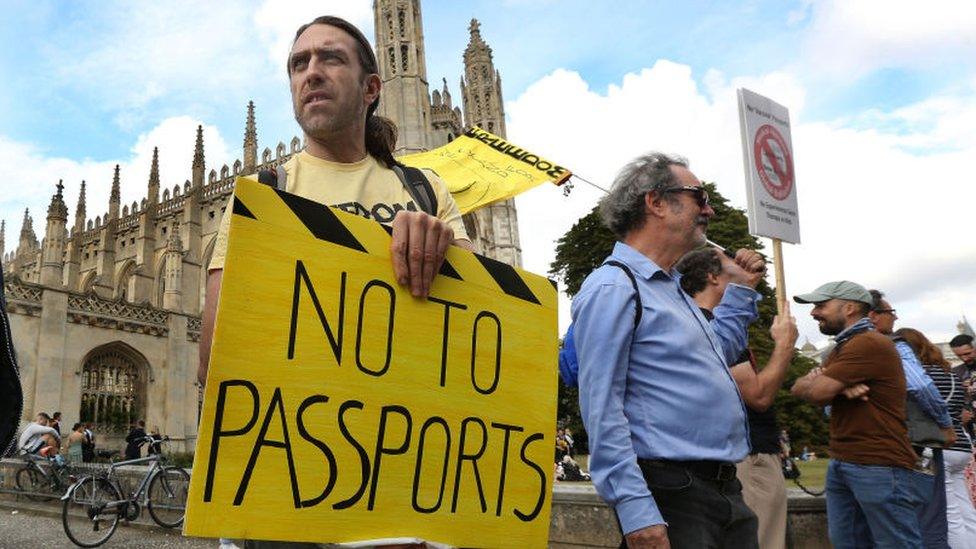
[0,506,219,549]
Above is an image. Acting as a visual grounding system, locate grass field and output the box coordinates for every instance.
[565,455,830,491]
[793,458,828,490]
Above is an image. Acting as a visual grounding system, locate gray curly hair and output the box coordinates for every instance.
[599,152,688,238]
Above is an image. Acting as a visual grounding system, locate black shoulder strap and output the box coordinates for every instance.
[604,260,642,327]
[256,166,287,191]
[392,164,438,216]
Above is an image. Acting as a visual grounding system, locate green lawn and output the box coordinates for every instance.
[565,455,829,492]
[793,458,828,491]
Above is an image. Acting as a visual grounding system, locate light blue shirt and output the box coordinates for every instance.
[895,340,952,428]
[573,242,760,534]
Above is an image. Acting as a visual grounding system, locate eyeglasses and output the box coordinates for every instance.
[875,308,897,315]
[662,185,709,208]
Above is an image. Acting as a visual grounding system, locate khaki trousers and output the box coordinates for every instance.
[737,453,787,549]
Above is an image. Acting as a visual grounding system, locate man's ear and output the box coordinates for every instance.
[644,191,669,220]
[364,73,381,106]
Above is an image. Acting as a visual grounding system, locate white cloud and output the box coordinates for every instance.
[0,117,235,254]
[801,0,976,77]
[507,60,976,347]
[253,0,373,69]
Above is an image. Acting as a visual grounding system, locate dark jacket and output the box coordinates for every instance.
[0,270,23,456]
[124,427,146,459]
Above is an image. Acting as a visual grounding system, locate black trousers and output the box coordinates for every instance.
[619,461,759,549]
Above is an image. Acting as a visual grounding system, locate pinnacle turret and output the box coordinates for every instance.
[243,101,257,173]
[109,165,121,219]
[47,180,69,221]
[74,180,87,232]
[148,147,160,203]
[192,125,205,188]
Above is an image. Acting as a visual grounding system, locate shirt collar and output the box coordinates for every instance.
[611,241,673,280]
[834,316,875,344]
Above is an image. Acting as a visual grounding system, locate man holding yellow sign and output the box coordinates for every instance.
[191,15,556,549]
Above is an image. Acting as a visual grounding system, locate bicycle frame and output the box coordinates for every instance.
[105,453,165,504]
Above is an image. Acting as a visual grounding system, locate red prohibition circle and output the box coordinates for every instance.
[753,124,794,201]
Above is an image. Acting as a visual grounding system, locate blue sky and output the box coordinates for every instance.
[2,0,976,346]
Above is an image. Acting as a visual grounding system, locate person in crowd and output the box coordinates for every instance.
[50,411,62,437]
[197,14,473,549]
[675,247,798,549]
[949,334,976,441]
[124,420,147,460]
[869,290,954,547]
[779,429,791,458]
[896,327,976,548]
[18,412,60,455]
[82,422,95,463]
[64,422,85,464]
[791,281,926,547]
[573,152,766,548]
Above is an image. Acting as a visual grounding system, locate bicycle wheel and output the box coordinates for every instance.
[16,467,45,501]
[146,466,189,528]
[62,476,122,548]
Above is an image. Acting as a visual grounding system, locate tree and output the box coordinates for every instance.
[549,183,828,452]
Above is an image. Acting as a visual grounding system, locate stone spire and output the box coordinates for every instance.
[74,180,87,234]
[461,18,506,137]
[192,124,205,188]
[19,208,35,246]
[40,181,69,286]
[162,219,183,310]
[374,0,432,154]
[148,147,160,205]
[458,18,520,267]
[109,165,121,220]
[243,101,257,173]
[442,77,452,108]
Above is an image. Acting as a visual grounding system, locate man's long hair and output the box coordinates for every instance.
[291,16,398,168]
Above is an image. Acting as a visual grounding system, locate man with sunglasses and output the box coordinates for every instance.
[867,289,954,548]
[573,152,766,548]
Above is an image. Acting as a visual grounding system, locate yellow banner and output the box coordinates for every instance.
[401,127,571,214]
[185,177,558,548]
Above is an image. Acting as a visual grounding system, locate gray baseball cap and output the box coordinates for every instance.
[793,280,873,305]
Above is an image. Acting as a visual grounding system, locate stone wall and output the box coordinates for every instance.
[548,484,829,548]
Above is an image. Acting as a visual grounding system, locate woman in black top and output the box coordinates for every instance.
[896,328,976,548]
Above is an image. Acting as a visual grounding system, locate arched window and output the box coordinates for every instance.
[79,344,148,435]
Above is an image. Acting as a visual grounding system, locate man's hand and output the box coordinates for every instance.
[841,383,870,401]
[942,427,957,448]
[961,409,973,425]
[770,302,799,349]
[722,249,766,288]
[390,211,454,298]
[625,525,670,548]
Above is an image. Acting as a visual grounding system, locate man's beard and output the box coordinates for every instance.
[817,317,845,336]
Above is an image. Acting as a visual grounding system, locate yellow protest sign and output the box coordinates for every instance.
[185,177,558,548]
[401,127,571,214]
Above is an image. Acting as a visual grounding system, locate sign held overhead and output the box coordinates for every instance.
[737,88,801,244]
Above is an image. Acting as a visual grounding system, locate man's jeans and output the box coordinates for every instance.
[825,459,925,548]
[618,461,758,549]
[916,448,949,548]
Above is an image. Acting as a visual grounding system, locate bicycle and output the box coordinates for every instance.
[15,451,74,501]
[61,435,190,548]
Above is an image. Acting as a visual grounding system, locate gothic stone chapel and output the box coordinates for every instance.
[1,0,521,451]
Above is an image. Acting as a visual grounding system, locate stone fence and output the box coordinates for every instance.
[0,458,828,547]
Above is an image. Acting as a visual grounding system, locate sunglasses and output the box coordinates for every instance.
[874,308,897,315]
[662,185,709,208]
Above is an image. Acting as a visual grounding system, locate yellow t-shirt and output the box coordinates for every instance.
[208,151,468,271]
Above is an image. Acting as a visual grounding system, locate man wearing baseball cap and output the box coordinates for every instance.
[791,281,926,547]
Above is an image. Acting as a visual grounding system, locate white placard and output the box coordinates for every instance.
[737,88,801,243]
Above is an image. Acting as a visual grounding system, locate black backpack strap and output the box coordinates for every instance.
[392,164,438,216]
[256,167,287,191]
[604,260,642,327]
